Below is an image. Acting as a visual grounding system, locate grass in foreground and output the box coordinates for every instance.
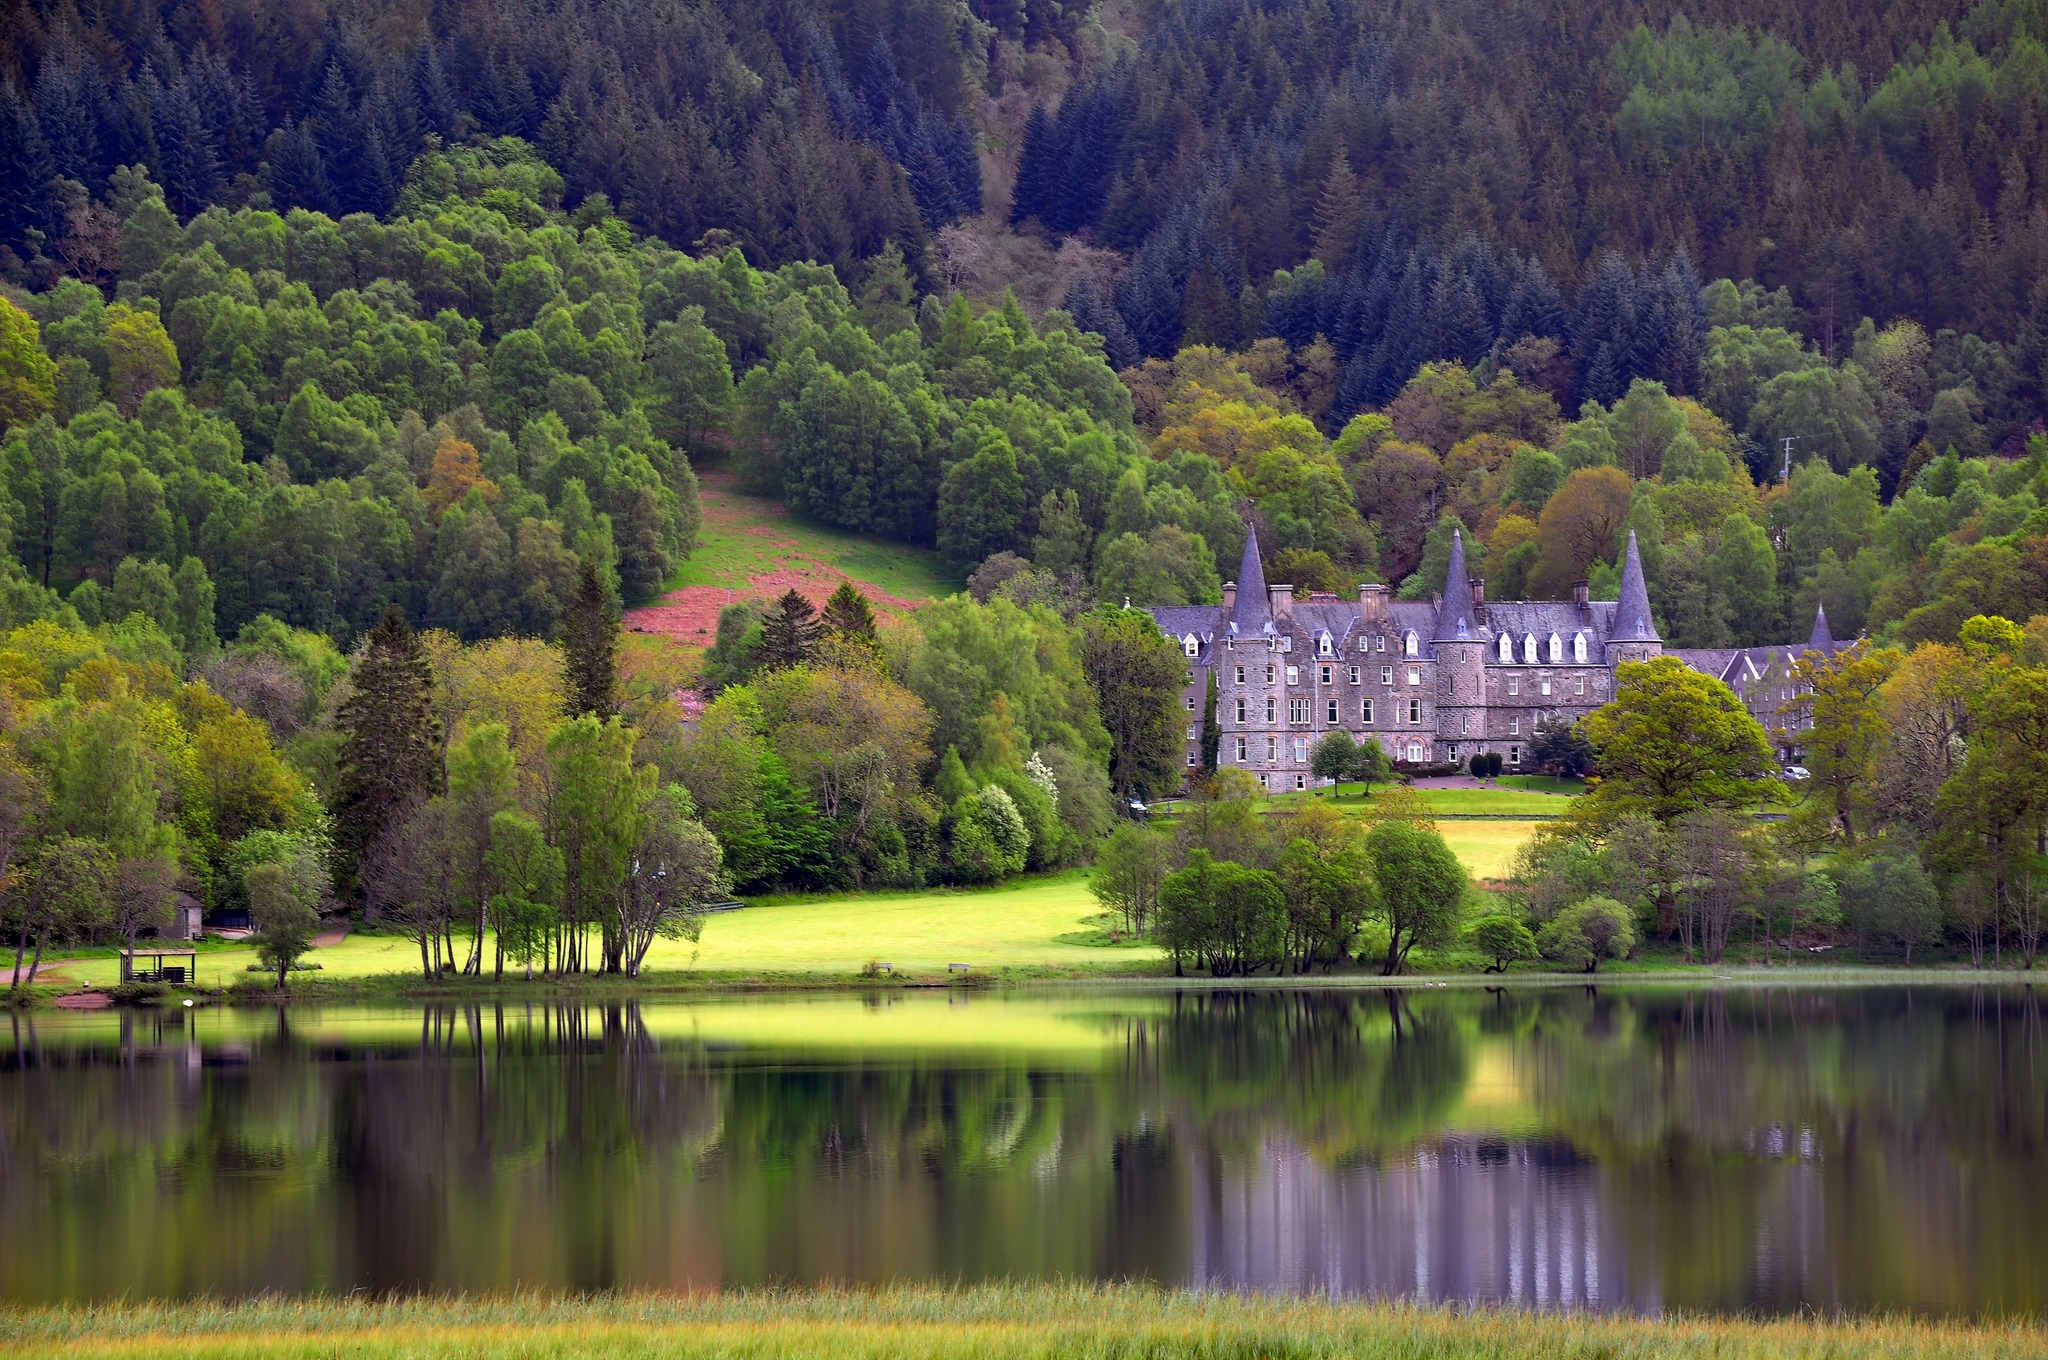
[2,1286,2040,1359]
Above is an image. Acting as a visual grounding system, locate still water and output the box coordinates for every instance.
[1,985,2044,1315]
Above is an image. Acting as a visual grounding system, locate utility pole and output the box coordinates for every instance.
[1781,435,1798,482]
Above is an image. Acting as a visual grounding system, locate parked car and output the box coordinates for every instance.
[1782,765,1811,780]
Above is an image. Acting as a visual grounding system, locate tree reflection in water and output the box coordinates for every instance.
[0,987,2043,1315]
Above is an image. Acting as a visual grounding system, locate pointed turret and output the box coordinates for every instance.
[1230,525,1270,632]
[1807,601,1834,650]
[1609,529,1659,643]
[1432,527,1473,641]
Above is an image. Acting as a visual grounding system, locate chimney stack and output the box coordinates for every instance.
[1572,579,1590,620]
[1222,580,1237,610]
[1268,583,1294,617]
[1470,576,1486,625]
[1359,583,1385,617]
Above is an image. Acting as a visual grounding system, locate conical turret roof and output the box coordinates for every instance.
[1432,527,1473,641]
[1230,525,1270,632]
[1807,601,1834,650]
[1609,529,1660,643]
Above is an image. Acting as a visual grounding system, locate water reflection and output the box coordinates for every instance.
[0,986,2043,1316]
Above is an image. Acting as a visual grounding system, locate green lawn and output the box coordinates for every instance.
[1273,785,1574,818]
[29,823,1543,991]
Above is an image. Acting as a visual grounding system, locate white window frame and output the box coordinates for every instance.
[1407,667,1421,686]
[1407,698,1422,723]
[1381,665,1394,685]
[1319,664,1333,685]
[1183,635,1199,658]
[1508,675,1519,696]
[1524,634,1538,664]
[1573,632,1588,663]
[1498,634,1513,663]
[1407,741,1424,762]
[1541,676,1552,696]
[1233,697,1246,723]
[1234,736,1248,762]
[1265,697,1277,723]
[1574,675,1585,696]
[1509,744,1520,765]
[1233,665,1245,685]
[1404,630,1419,657]
[1286,665,1299,685]
[1289,698,1310,725]
[1318,634,1333,656]
[1509,716,1520,735]
[1548,633,1562,662]
[1326,698,1340,724]
[1293,737,1308,763]
[1347,665,1360,684]
[1361,698,1375,724]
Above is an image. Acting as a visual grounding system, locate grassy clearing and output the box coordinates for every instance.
[1437,821,1543,879]
[667,471,960,601]
[2,1286,2040,1359]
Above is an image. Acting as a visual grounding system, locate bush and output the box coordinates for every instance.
[1538,896,1636,972]
[1467,914,1538,973]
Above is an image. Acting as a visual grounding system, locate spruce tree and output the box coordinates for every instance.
[336,604,443,890]
[757,588,823,670]
[821,580,878,640]
[563,557,620,718]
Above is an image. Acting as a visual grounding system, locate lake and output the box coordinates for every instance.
[1,985,2043,1315]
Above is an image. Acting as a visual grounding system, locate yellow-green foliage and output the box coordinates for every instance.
[2,1285,2040,1359]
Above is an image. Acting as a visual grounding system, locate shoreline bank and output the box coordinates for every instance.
[2,1286,2041,1358]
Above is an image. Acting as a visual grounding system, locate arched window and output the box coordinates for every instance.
[1498,633,1513,663]
[1573,632,1588,662]
[1548,633,1562,662]
[1523,634,1538,664]
[1404,630,1419,657]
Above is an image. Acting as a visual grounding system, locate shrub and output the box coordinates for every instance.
[1467,914,1538,972]
[1538,896,1636,972]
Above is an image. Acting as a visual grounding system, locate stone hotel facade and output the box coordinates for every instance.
[1149,527,1842,790]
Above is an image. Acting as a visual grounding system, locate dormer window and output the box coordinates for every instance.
[1498,634,1513,664]
[1573,632,1588,663]
[1523,634,1538,664]
[1547,633,1562,663]
[1318,633,1333,656]
[1182,635,1199,658]
[1404,630,1419,657]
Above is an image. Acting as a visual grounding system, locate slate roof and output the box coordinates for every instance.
[1609,530,1660,643]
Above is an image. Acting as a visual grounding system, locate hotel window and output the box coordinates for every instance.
[1548,634,1562,662]
[1293,737,1308,763]
[1233,697,1246,723]
[1266,737,1279,761]
[1184,694,1196,711]
[1289,698,1310,724]
[1319,634,1333,656]
[1404,631,1419,656]
[1348,666,1360,684]
[1286,665,1299,685]
[1508,675,1519,695]
[1407,698,1422,723]
[1446,744,1458,763]
[1319,665,1333,685]
[1381,666,1394,685]
[1265,697,1277,722]
[1573,633,1588,662]
[1187,750,1198,766]
[1574,676,1585,696]
[1280,636,1292,651]
[1509,717,1519,735]
[1460,714,1470,734]
[1361,698,1374,724]
[1234,736,1248,762]
[1446,676,1455,697]
[1498,634,1513,663]
[1509,745,1520,765]
[1295,774,1307,790]
[1233,665,1245,685]
[1265,665,1276,684]
[1541,677,1552,696]
[1376,635,1386,651]
[1407,741,1424,762]
[1185,724,1198,740]
[1183,636,1199,658]
[1326,698,1340,723]
[1524,635,1538,664]
[1408,668,1421,686]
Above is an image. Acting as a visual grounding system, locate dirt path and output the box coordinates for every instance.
[312,926,351,949]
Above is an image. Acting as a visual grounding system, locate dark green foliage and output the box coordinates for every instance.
[699,603,763,694]
[757,589,823,671]
[334,606,443,891]
[1079,606,1186,800]
[563,559,620,719]
[1158,850,1288,976]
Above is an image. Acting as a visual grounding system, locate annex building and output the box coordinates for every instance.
[1149,528,1842,789]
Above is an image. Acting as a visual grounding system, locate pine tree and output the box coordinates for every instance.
[1010,104,1055,228]
[336,604,443,890]
[821,580,878,639]
[562,557,620,718]
[757,588,823,670]
[1310,149,1366,271]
